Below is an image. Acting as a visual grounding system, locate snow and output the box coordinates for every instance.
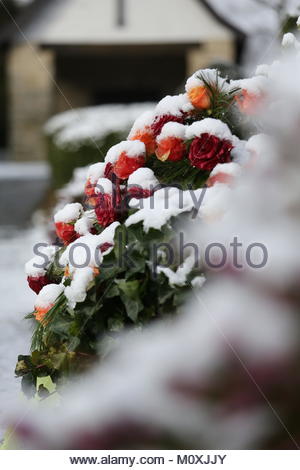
[233,76,267,95]
[191,275,206,289]
[126,187,206,232]
[105,140,146,163]
[282,32,299,49]
[245,134,272,160]
[0,227,46,439]
[44,103,155,150]
[54,202,83,224]
[60,222,120,272]
[186,68,228,92]
[87,162,106,184]
[157,122,186,141]
[255,64,270,77]
[156,253,195,287]
[210,162,242,178]
[127,168,159,190]
[74,211,95,236]
[297,16,300,27]
[186,118,233,142]
[128,110,156,139]
[35,284,65,310]
[25,244,57,277]
[94,178,113,195]
[64,267,95,309]
[198,184,232,221]
[155,94,193,117]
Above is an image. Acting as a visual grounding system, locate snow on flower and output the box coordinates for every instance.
[34,283,65,322]
[105,141,146,164]
[64,267,95,309]
[86,162,107,184]
[155,94,193,117]
[74,211,95,236]
[60,222,120,273]
[206,162,242,187]
[186,118,233,142]
[25,245,57,278]
[54,202,83,224]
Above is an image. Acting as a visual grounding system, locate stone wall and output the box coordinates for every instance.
[7,44,54,161]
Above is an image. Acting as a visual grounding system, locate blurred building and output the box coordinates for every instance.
[0,0,244,161]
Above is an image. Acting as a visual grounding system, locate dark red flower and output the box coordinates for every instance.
[104,162,114,179]
[127,186,153,199]
[27,275,51,294]
[99,242,113,253]
[188,134,233,172]
[95,193,117,227]
[151,114,184,138]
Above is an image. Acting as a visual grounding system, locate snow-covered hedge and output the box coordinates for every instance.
[45,103,154,188]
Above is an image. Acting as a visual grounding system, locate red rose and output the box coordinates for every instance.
[95,193,117,228]
[27,275,51,294]
[188,134,233,172]
[127,186,152,199]
[151,115,184,138]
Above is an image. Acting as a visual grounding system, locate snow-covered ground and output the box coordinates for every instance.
[0,226,47,439]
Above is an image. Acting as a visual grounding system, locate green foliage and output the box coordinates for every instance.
[23,217,200,383]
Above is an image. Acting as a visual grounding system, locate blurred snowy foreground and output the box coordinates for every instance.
[0,226,48,439]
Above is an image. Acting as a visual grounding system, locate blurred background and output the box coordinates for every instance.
[0,0,300,443]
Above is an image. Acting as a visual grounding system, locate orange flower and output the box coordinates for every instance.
[156,137,186,162]
[235,90,264,115]
[55,222,78,246]
[130,130,156,155]
[34,305,52,324]
[113,152,145,180]
[188,86,211,110]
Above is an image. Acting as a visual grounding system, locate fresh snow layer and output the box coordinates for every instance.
[186,118,233,142]
[35,283,65,309]
[64,267,94,309]
[105,140,146,163]
[87,162,107,184]
[74,211,95,236]
[25,244,57,277]
[126,187,206,232]
[94,178,113,195]
[157,122,186,141]
[45,103,155,150]
[186,68,228,92]
[127,168,159,190]
[60,222,120,272]
[54,202,83,224]
[233,76,267,95]
[210,162,242,178]
[128,110,156,138]
[155,94,193,117]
